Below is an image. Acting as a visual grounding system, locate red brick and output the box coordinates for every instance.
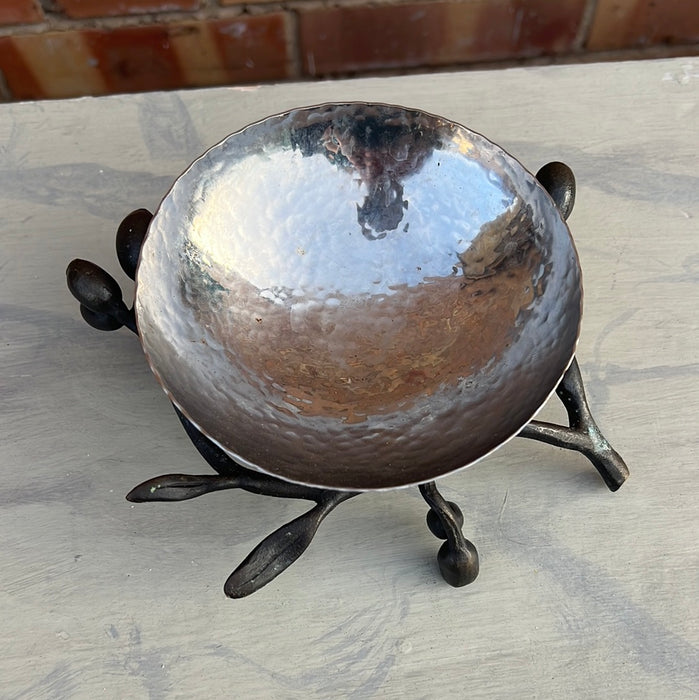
[298,0,586,76]
[0,36,44,99]
[0,0,43,26]
[169,16,292,85]
[82,15,290,95]
[219,0,277,5]
[84,25,185,93]
[0,15,291,101]
[6,30,108,98]
[55,0,200,20]
[210,15,291,83]
[587,0,699,50]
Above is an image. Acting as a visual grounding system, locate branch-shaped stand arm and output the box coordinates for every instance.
[522,163,628,490]
[518,358,629,491]
[170,405,351,502]
[126,407,359,597]
[127,466,357,597]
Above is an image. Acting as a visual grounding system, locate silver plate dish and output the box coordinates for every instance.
[135,103,582,490]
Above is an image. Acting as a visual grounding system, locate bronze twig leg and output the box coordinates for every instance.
[419,481,479,587]
[127,407,358,598]
[519,358,629,491]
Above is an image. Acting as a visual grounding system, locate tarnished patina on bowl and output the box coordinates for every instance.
[135,103,582,490]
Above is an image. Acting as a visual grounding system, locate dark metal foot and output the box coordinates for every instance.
[419,482,479,587]
[224,490,355,598]
[519,358,629,491]
[127,407,358,597]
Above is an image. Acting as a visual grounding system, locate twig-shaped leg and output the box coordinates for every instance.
[126,408,358,597]
[527,165,628,490]
[519,358,629,491]
[419,482,479,587]
[127,466,357,598]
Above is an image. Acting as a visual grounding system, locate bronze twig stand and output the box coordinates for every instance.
[66,163,628,597]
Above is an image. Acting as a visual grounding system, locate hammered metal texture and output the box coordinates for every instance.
[135,103,582,490]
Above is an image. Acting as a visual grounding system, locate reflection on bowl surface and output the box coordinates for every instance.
[135,103,581,490]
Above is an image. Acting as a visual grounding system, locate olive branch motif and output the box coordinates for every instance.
[65,163,627,597]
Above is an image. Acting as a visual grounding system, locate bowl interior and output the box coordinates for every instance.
[135,103,581,490]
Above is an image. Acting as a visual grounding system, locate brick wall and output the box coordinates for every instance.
[1,0,697,100]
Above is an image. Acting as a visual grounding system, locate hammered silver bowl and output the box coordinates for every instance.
[134,103,582,490]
